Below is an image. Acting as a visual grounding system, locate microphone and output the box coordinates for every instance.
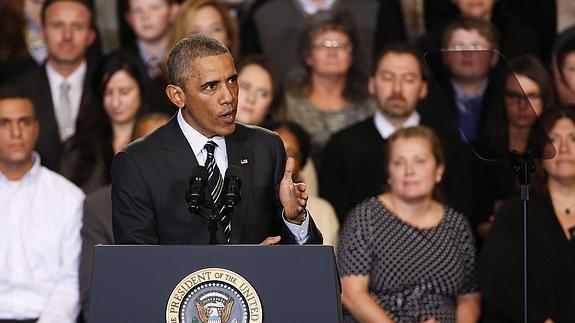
[186,166,208,214]
[222,166,242,209]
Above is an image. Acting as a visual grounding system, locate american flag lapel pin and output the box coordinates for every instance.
[240,158,248,165]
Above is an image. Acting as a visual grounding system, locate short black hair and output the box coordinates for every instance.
[41,0,94,28]
[167,34,231,88]
[0,86,33,102]
[372,42,429,81]
[0,86,36,117]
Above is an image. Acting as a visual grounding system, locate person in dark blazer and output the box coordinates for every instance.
[319,43,431,223]
[79,112,171,321]
[10,0,97,172]
[112,34,322,245]
[320,42,477,225]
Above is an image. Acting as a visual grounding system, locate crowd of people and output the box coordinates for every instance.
[1,0,575,322]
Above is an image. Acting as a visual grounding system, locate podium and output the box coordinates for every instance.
[88,245,342,323]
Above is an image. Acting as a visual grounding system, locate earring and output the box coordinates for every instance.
[387,178,392,185]
[436,176,442,183]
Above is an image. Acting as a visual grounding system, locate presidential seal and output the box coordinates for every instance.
[166,268,263,323]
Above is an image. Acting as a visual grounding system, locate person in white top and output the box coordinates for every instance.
[0,87,84,323]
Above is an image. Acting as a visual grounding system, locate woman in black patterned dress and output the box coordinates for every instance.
[338,126,480,322]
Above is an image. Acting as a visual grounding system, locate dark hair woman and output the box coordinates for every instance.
[60,52,149,193]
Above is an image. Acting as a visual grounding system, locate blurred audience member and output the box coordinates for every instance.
[168,0,239,58]
[0,86,84,323]
[479,106,575,323]
[240,0,379,80]
[266,120,340,248]
[438,17,502,144]
[286,9,375,167]
[418,0,539,60]
[338,126,479,322]
[11,0,97,172]
[79,111,170,321]
[236,54,285,126]
[119,0,178,114]
[475,55,555,240]
[0,0,40,86]
[554,36,575,105]
[320,43,429,222]
[374,0,457,49]
[60,52,149,193]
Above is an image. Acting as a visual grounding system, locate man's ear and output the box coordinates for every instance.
[419,80,429,99]
[490,51,500,67]
[165,84,186,108]
[368,76,375,96]
[125,10,134,29]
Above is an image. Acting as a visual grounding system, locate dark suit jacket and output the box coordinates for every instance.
[80,185,113,320]
[112,117,322,245]
[479,196,575,323]
[11,64,93,172]
[318,103,466,223]
[319,117,386,223]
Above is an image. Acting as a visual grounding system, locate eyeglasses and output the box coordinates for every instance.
[448,43,491,51]
[504,91,541,103]
[311,40,353,52]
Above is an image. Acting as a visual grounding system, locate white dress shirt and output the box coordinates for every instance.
[373,109,421,139]
[297,0,336,15]
[0,153,84,323]
[176,109,310,243]
[46,61,87,141]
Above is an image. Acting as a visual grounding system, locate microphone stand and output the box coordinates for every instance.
[186,168,242,245]
[507,149,535,323]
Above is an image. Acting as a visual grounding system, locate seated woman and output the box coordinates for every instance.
[479,106,575,323]
[168,0,239,58]
[338,126,480,322]
[286,9,375,167]
[236,54,285,126]
[60,52,148,193]
[475,54,556,239]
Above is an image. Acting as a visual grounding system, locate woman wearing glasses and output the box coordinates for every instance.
[286,9,375,167]
[475,55,556,240]
[479,106,575,323]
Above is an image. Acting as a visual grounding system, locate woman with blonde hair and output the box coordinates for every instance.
[338,126,480,322]
[167,0,239,58]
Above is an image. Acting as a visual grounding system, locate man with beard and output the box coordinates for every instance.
[319,43,433,223]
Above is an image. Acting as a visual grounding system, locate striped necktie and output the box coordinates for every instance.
[204,141,231,242]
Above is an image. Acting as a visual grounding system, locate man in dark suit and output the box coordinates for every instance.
[112,35,322,245]
[11,0,96,171]
[319,43,431,223]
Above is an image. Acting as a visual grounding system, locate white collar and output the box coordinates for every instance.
[45,60,87,88]
[176,109,227,159]
[296,0,336,14]
[373,110,421,139]
[0,152,42,184]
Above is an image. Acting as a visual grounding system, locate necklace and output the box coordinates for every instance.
[562,201,575,215]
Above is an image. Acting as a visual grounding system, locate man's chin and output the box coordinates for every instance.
[217,123,236,136]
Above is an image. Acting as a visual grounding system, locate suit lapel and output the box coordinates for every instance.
[225,126,254,244]
[159,117,199,192]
